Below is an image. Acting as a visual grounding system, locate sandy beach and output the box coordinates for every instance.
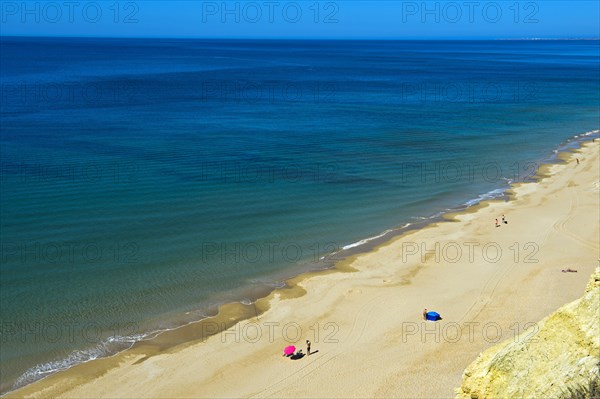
[8,140,599,398]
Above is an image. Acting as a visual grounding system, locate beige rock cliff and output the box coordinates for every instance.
[457,267,600,398]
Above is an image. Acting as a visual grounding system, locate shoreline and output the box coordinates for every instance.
[5,134,600,398]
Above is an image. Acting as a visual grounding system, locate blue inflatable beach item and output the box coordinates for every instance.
[426,311,441,321]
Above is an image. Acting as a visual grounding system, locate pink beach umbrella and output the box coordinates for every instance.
[284,345,296,355]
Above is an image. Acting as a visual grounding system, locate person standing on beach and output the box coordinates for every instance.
[423,308,428,320]
[576,158,580,165]
[306,340,311,355]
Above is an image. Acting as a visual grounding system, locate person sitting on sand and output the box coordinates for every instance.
[502,215,508,224]
[495,219,500,227]
[562,268,578,273]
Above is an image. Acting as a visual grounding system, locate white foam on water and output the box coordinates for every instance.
[340,223,412,251]
[464,187,507,207]
[12,333,151,391]
[341,229,394,250]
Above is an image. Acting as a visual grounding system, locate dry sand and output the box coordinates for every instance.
[8,141,599,398]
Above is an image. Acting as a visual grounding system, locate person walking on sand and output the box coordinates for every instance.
[306,340,311,355]
[576,158,580,165]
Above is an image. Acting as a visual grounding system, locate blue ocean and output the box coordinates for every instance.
[1,37,599,392]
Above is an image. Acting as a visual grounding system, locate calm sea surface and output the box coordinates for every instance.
[1,37,599,392]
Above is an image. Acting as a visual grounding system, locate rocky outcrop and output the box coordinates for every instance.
[457,268,600,398]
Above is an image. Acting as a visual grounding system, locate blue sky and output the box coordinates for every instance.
[1,1,599,39]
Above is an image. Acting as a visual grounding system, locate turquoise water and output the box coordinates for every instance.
[1,38,599,391]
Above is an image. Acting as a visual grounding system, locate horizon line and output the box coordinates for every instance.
[2,35,600,41]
